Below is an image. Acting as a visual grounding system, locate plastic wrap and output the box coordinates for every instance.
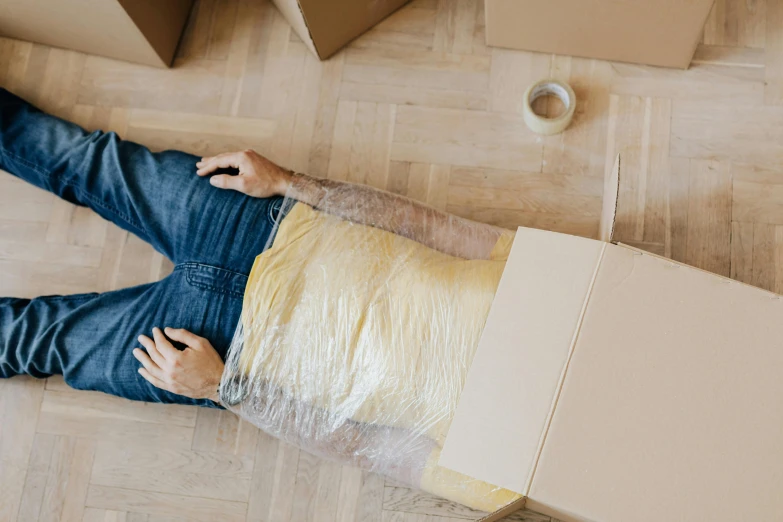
[219,179,521,512]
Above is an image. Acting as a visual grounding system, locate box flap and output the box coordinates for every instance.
[272,0,319,57]
[452,235,783,522]
[599,154,620,243]
[439,227,605,495]
[527,245,783,522]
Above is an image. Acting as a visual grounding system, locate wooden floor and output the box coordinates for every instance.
[1,0,782,520]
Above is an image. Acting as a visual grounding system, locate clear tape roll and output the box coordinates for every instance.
[522,79,577,136]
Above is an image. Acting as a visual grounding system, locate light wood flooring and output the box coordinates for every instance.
[1,0,782,520]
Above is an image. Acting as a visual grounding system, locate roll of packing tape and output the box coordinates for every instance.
[523,79,576,136]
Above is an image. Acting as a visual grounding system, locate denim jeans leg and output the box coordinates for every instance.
[0,87,282,273]
[0,265,247,407]
[0,89,285,404]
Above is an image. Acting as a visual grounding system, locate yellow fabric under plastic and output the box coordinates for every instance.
[236,202,520,511]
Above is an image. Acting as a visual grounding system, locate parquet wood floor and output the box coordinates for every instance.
[1,1,781,520]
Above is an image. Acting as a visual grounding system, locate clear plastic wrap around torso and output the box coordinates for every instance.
[220,192,521,512]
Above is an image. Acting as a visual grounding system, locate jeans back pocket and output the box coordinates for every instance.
[179,263,248,299]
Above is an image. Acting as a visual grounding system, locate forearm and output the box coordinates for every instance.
[283,171,505,260]
[196,149,507,259]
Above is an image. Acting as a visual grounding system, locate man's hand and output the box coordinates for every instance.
[133,327,225,402]
[196,150,292,198]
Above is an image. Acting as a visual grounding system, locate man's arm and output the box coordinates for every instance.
[196,150,506,260]
[286,172,505,259]
[133,327,225,403]
[133,328,434,485]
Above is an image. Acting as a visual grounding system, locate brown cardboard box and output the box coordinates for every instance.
[440,158,783,522]
[272,0,409,59]
[485,0,716,68]
[0,0,193,68]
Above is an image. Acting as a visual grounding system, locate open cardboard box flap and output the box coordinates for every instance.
[440,156,783,522]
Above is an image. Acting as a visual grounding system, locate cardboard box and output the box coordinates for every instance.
[272,0,409,59]
[440,157,783,522]
[485,0,716,68]
[0,0,193,67]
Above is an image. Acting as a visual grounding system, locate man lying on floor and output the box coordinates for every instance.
[0,88,519,511]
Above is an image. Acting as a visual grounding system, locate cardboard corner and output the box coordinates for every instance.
[271,0,321,58]
[280,0,410,60]
[293,0,328,59]
[599,154,620,243]
[478,497,527,522]
[118,0,194,68]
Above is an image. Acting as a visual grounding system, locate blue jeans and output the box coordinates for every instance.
[0,88,283,408]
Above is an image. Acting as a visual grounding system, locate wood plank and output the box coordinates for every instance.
[85,485,247,522]
[765,0,783,104]
[0,377,45,522]
[245,432,300,522]
[392,106,542,171]
[343,47,491,93]
[671,100,783,164]
[604,95,672,244]
[702,0,766,48]
[90,442,254,503]
[692,44,765,68]
[191,408,258,457]
[685,160,733,276]
[541,57,613,180]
